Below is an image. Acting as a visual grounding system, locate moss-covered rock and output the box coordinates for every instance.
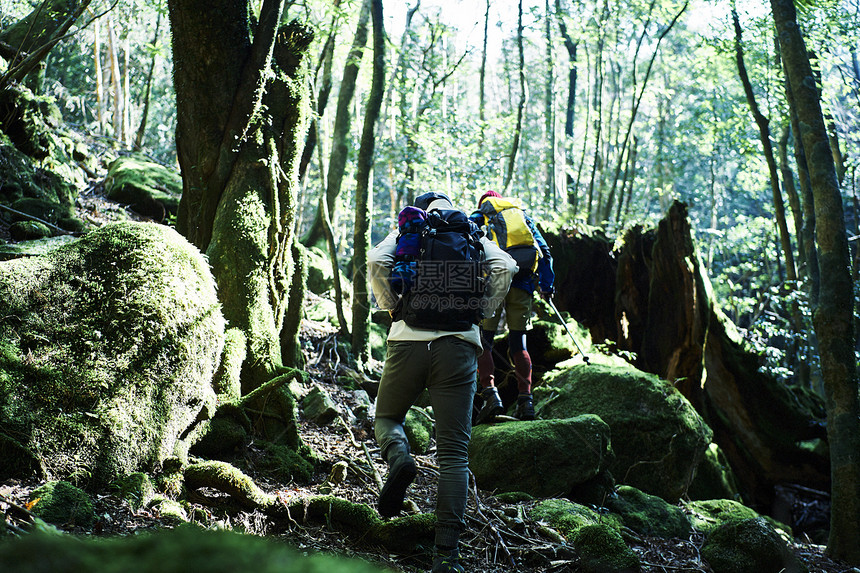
[112,472,156,511]
[0,526,388,572]
[0,234,77,260]
[529,498,623,539]
[536,363,712,501]
[605,485,691,538]
[0,83,62,160]
[10,196,74,224]
[0,222,225,486]
[469,416,612,497]
[572,523,640,573]
[28,481,95,527]
[302,385,340,425]
[9,220,52,240]
[250,440,316,483]
[701,517,807,573]
[685,498,791,539]
[686,442,742,501]
[104,154,182,221]
[404,407,433,455]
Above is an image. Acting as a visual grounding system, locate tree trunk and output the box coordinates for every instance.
[351,0,384,365]
[555,0,578,207]
[772,0,860,563]
[503,0,527,194]
[302,0,370,249]
[106,18,123,143]
[92,17,105,135]
[544,0,556,206]
[169,0,313,399]
[733,9,796,282]
[543,202,831,515]
[134,11,161,150]
[480,0,489,127]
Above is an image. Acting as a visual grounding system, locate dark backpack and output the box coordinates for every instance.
[394,208,485,331]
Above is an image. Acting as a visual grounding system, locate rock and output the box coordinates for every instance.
[536,363,712,501]
[529,498,623,538]
[0,234,76,260]
[685,498,791,539]
[605,485,691,538]
[104,154,182,221]
[302,385,340,425]
[9,220,52,240]
[28,481,95,527]
[0,222,225,487]
[702,517,807,573]
[686,442,742,501]
[468,416,612,497]
[404,407,433,455]
[572,523,640,573]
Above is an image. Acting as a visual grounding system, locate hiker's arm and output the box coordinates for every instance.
[481,238,517,318]
[525,215,555,294]
[368,230,399,311]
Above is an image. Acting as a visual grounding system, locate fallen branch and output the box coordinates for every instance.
[468,470,515,568]
[362,442,384,492]
[0,203,76,236]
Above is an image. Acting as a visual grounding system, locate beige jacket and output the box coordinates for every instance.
[367,215,517,349]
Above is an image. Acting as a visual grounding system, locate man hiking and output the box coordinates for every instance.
[367,191,516,573]
[470,190,555,423]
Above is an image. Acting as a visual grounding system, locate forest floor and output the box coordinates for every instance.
[1,184,857,573]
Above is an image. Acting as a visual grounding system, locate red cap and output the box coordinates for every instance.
[478,190,502,206]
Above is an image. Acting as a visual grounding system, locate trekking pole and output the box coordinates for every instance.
[546,297,590,364]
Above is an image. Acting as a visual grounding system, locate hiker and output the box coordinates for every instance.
[470,190,555,423]
[367,191,516,573]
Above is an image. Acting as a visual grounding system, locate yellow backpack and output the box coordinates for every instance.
[477,197,539,278]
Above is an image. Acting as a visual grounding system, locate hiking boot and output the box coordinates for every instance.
[514,393,535,421]
[475,387,504,425]
[432,547,465,573]
[378,449,417,518]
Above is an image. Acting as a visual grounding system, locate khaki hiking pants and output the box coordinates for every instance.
[374,335,478,549]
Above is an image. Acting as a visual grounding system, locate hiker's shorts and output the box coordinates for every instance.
[480,286,532,333]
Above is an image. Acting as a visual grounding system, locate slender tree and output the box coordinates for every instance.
[503,0,527,193]
[351,0,385,364]
[771,0,860,564]
[733,8,796,282]
[302,0,370,249]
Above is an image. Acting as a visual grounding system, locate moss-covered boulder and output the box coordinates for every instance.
[0,526,388,573]
[112,472,157,511]
[9,220,52,240]
[0,83,62,160]
[686,442,742,501]
[404,407,433,455]
[529,498,623,539]
[605,485,691,538]
[0,222,225,486]
[104,154,182,221]
[536,363,712,501]
[685,499,791,539]
[572,523,640,573]
[469,416,612,497]
[28,481,96,527]
[0,234,77,260]
[701,517,807,573]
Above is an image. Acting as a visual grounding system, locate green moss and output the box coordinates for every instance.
[404,407,433,455]
[469,416,612,497]
[185,461,275,509]
[686,443,742,501]
[111,472,156,511]
[148,497,189,522]
[494,491,535,503]
[685,499,791,539]
[606,485,691,538]
[29,481,95,527]
[300,495,381,532]
[529,498,622,539]
[701,518,807,573]
[252,440,315,483]
[104,155,182,220]
[571,523,640,573]
[0,526,389,572]
[0,222,225,486]
[538,363,712,501]
[9,220,52,240]
[370,513,436,551]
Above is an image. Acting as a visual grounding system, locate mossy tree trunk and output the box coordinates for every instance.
[771,0,860,563]
[168,0,313,393]
[543,202,831,511]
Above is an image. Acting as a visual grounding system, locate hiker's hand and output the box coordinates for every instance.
[540,289,553,301]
